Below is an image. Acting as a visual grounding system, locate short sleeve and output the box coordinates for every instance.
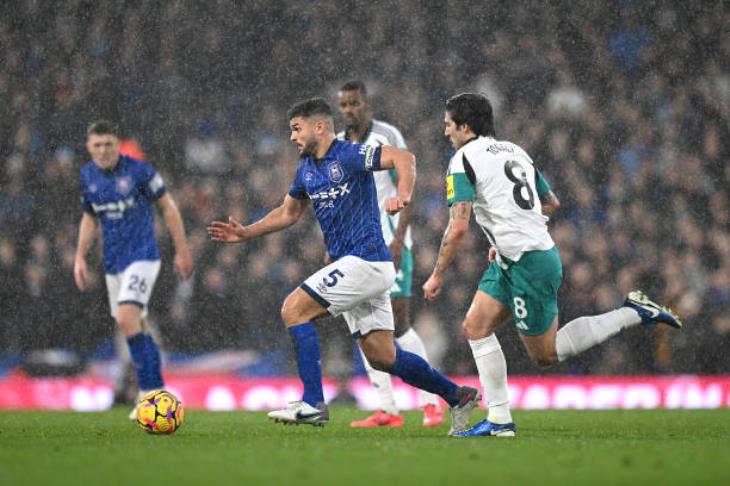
[446,153,475,206]
[140,163,166,201]
[288,165,309,200]
[534,168,551,197]
[340,143,382,172]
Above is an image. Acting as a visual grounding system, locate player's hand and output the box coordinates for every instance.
[74,258,90,291]
[422,274,443,301]
[389,239,403,269]
[207,216,248,244]
[174,246,193,280]
[385,196,409,215]
[488,247,497,263]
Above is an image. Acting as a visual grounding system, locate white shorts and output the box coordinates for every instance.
[301,255,395,338]
[105,260,161,319]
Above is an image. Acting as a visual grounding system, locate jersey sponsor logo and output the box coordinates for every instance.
[116,176,132,194]
[308,183,351,201]
[446,175,455,200]
[327,161,344,183]
[91,196,136,218]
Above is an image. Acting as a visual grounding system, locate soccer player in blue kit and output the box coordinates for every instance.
[74,121,193,418]
[208,98,480,433]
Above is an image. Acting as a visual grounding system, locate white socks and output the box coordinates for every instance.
[359,346,399,415]
[556,307,641,362]
[396,328,440,407]
[469,334,512,424]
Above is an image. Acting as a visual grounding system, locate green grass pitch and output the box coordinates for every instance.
[1,407,728,485]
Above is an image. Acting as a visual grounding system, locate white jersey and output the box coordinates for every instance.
[337,120,412,249]
[446,136,554,263]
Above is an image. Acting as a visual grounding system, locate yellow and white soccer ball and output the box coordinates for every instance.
[136,390,185,435]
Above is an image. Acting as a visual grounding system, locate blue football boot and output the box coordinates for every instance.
[622,290,683,329]
[452,419,516,437]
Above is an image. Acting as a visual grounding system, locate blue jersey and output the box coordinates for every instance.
[79,155,166,274]
[289,140,391,262]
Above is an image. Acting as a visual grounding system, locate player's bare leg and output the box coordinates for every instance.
[519,317,560,366]
[453,291,516,437]
[116,304,144,337]
[268,288,331,426]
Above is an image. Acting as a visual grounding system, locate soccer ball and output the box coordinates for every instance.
[136,390,185,435]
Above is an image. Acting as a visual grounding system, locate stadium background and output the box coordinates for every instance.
[0,1,728,408]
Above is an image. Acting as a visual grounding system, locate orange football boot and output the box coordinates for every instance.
[422,403,445,427]
[350,410,404,428]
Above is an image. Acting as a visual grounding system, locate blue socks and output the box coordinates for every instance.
[390,347,460,407]
[288,324,458,408]
[143,334,164,389]
[127,332,165,391]
[289,323,324,406]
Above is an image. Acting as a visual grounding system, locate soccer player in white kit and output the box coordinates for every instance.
[423,93,683,437]
[337,80,443,428]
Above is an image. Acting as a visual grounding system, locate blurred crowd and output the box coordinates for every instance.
[1,0,728,376]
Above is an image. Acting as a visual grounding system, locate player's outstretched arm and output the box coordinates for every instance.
[423,201,472,301]
[540,191,560,217]
[157,193,193,280]
[378,145,416,214]
[74,212,97,291]
[208,195,308,244]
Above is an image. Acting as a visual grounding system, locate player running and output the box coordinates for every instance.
[74,121,193,419]
[423,93,682,437]
[208,98,479,434]
[337,80,443,428]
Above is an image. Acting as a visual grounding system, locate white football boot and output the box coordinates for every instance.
[267,401,329,427]
[448,386,482,436]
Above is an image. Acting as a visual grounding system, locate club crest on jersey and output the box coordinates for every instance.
[116,176,132,194]
[305,171,314,181]
[327,161,344,183]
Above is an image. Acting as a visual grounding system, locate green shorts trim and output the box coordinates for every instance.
[390,247,413,298]
[477,246,562,336]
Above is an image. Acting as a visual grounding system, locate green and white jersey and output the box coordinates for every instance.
[446,136,554,263]
[337,120,412,249]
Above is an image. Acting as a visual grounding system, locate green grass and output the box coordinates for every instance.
[1,408,728,485]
